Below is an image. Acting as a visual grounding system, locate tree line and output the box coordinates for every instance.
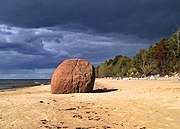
[95,28,180,78]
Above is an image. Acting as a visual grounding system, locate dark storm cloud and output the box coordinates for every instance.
[0,24,150,71]
[0,0,179,39]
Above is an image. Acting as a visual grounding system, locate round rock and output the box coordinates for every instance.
[51,58,95,94]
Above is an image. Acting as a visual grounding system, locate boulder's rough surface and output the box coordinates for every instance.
[51,58,95,94]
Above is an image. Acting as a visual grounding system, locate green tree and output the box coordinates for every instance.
[98,62,108,77]
[95,66,99,78]
[133,49,156,77]
[112,56,133,77]
[167,28,180,72]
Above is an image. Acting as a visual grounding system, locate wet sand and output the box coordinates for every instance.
[0,79,180,129]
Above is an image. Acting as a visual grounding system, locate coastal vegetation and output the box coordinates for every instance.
[95,28,180,78]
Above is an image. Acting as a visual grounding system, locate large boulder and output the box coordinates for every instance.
[51,58,95,94]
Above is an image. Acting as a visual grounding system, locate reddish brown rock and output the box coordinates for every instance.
[51,58,95,94]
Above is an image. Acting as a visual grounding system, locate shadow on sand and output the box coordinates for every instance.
[92,88,118,93]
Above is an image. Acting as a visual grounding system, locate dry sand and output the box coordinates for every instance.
[0,79,180,129]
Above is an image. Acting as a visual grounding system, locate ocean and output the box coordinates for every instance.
[0,79,51,90]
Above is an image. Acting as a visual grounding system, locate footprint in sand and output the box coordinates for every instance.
[76,126,97,129]
[88,116,101,121]
[102,126,111,128]
[52,99,57,102]
[40,119,48,124]
[86,111,97,114]
[73,115,83,119]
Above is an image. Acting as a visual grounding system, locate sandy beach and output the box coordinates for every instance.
[0,79,180,129]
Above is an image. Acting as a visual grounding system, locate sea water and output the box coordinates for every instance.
[0,79,50,90]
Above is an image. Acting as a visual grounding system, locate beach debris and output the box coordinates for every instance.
[34,81,40,86]
[51,58,95,94]
[64,107,76,111]
[149,75,156,80]
[57,126,69,128]
[140,127,146,129]
[121,123,123,127]
[164,75,169,78]
[88,116,93,120]
[39,100,44,103]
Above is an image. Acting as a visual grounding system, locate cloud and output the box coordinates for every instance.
[0,0,179,39]
[0,69,54,79]
[0,23,152,73]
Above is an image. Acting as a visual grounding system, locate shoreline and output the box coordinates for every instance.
[0,84,49,92]
[0,79,50,91]
[0,76,178,92]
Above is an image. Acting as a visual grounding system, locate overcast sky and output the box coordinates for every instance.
[0,0,179,79]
